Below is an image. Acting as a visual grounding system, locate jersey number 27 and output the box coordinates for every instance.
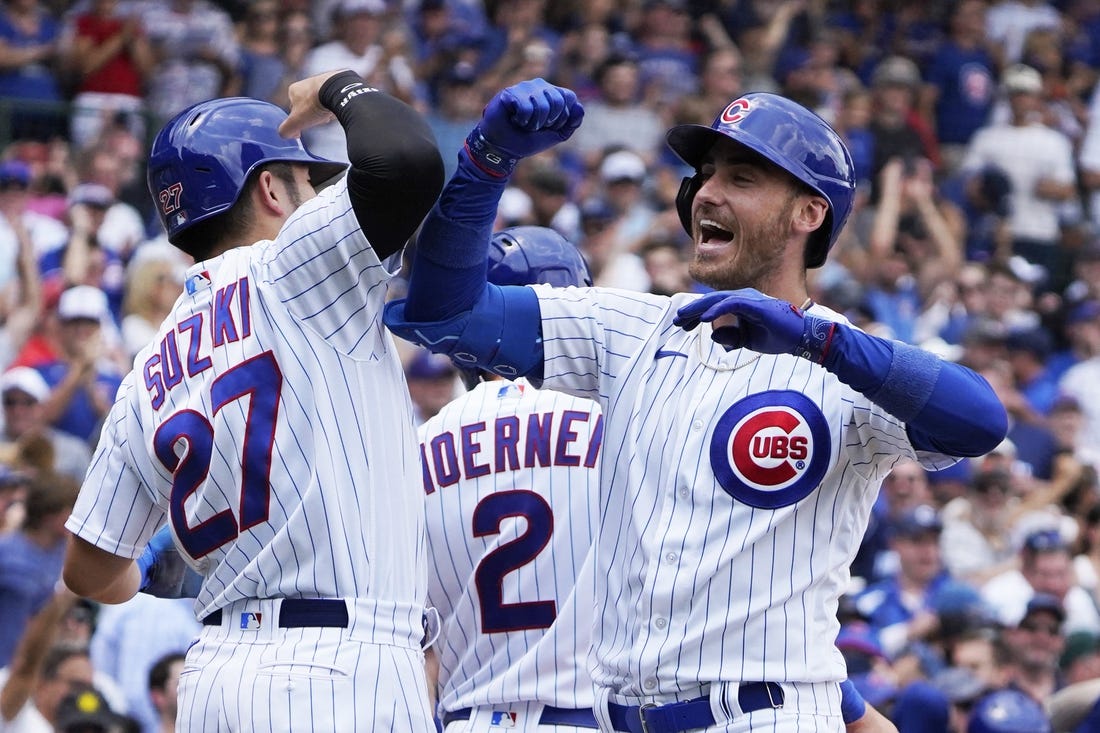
[154,352,282,559]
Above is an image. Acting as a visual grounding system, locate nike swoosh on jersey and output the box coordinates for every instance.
[655,349,688,360]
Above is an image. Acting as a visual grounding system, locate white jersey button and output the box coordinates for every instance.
[665,553,677,563]
[644,678,658,690]
[654,618,667,629]
[679,487,689,498]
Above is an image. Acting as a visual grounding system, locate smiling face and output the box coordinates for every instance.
[688,137,827,293]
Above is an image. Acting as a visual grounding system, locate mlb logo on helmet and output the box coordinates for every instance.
[490,711,518,727]
[710,391,831,508]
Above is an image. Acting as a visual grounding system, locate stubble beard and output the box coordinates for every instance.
[688,199,795,292]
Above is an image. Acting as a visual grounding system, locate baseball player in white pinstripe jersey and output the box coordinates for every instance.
[419,227,602,732]
[61,69,445,732]
[384,79,1008,733]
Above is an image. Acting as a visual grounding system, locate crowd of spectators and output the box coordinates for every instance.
[5,0,1100,731]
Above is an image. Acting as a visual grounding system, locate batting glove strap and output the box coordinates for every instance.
[795,315,837,364]
[464,128,519,178]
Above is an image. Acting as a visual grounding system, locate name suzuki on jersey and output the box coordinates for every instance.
[420,409,602,494]
[142,276,253,410]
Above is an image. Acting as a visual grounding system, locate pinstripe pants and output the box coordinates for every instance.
[177,600,435,732]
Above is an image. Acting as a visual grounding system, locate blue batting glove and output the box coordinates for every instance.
[673,289,838,363]
[839,679,867,724]
[464,78,584,178]
[137,524,203,599]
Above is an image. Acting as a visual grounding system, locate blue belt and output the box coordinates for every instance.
[442,706,598,728]
[606,682,784,733]
[202,599,349,628]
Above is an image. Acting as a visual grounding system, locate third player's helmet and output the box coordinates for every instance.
[666,92,856,269]
[147,98,348,244]
[967,689,1051,733]
[456,226,591,390]
[488,226,593,288]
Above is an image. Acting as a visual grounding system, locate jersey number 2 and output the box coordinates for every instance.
[473,490,556,633]
[155,352,282,559]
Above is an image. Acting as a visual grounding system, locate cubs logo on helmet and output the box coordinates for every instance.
[720,98,751,125]
[710,391,830,508]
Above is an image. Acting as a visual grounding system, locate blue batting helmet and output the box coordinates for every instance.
[967,689,1051,733]
[666,92,856,269]
[147,98,348,242]
[488,226,593,288]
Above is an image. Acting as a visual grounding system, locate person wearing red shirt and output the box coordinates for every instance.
[62,0,154,149]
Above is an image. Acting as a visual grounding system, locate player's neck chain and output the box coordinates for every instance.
[696,326,763,372]
[695,298,813,372]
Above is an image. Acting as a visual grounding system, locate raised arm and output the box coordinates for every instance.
[383,79,583,376]
[281,69,445,260]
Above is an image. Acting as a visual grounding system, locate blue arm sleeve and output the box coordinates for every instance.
[404,151,508,322]
[384,149,545,377]
[821,325,1008,457]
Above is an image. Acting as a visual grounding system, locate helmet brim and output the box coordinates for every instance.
[666,124,730,170]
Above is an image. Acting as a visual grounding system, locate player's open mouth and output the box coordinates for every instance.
[698,218,734,247]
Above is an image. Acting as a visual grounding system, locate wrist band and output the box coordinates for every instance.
[464,129,518,178]
[796,315,836,364]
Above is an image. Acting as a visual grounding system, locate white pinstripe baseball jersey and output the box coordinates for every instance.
[65,175,427,623]
[530,285,958,703]
[419,378,601,717]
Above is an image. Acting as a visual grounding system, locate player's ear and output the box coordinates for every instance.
[792,194,828,241]
[253,169,293,219]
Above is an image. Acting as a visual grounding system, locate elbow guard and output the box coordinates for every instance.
[384,284,543,378]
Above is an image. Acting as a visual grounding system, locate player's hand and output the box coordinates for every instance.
[136,525,203,599]
[464,78,584,177]
[673,289,837,363]
[278,70,344,138]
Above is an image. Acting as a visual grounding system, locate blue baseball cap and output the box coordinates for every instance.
[1024,529,1067,553]
[891,504,943,539]
[0,160,30,187]
[406,350,456,381]
[836,622,885,659]
[1023,593,1066,624]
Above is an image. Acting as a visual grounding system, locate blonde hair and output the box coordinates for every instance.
[123,256,178,320]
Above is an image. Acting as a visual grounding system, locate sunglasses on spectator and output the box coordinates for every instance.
[2,396,36,408]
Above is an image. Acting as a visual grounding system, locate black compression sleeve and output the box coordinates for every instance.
[318,71,444,260]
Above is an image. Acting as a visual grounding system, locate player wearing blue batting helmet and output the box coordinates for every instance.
[967,689,1051,733]
[666,92,856,268]
[147,98,348,248]
[488,226,594,288]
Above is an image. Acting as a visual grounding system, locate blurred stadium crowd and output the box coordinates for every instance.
[5,0,1100,731]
